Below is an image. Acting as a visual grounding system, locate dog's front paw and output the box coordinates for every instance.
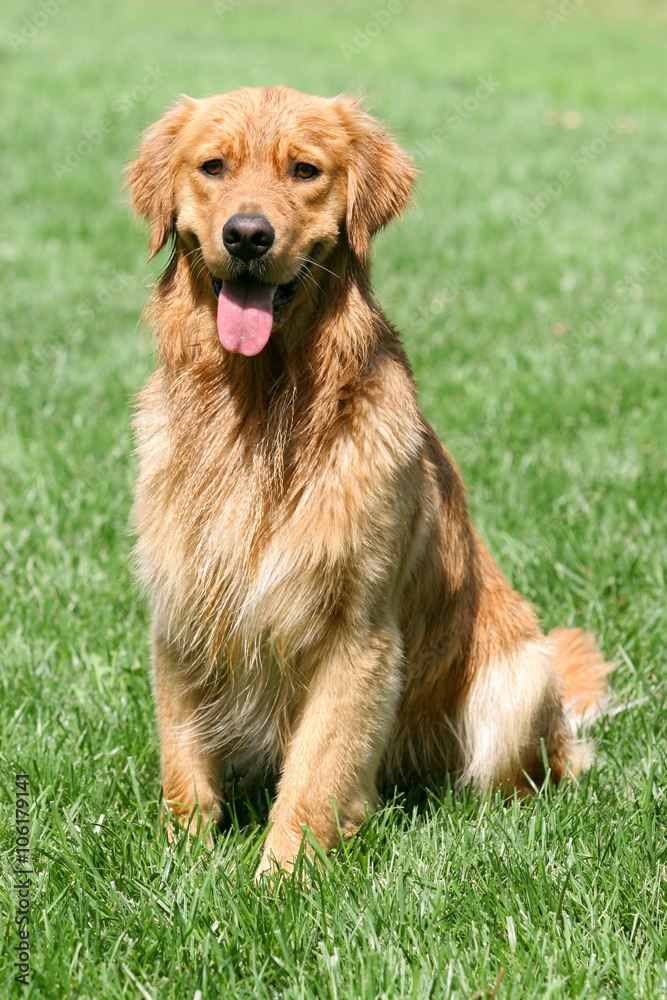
[254,823,309,883]
[161,801,216,851]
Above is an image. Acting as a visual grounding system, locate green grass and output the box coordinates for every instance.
[1,1,666,996]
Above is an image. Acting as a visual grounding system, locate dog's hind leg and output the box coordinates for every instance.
[256,622,403,877]
[454,636,590,794]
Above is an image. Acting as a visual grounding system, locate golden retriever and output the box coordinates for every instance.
[126,86,609,876]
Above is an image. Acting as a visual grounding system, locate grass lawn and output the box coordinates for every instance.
[1,0,666,996]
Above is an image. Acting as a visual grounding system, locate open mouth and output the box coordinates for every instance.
[210,258,314,357]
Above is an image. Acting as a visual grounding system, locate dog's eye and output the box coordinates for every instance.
[294,162,319,180]
[201,159,224,176]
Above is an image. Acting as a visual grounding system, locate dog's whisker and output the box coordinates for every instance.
[181,246,204,262]
[294,253,340,280]
[297,270,321,296]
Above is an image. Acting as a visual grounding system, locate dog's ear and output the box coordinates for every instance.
[333,96,417,267]
[125,97,198,259]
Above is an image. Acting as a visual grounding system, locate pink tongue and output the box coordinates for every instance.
[216,278,276,357]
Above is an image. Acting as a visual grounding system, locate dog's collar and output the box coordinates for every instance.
[210,245,320,321]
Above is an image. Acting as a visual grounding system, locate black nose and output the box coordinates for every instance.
[222,213,275,262]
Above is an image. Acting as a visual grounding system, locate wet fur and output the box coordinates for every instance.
[127,87,610,875]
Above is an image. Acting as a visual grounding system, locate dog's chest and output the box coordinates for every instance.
[134,367,418,667]
[134,392,354,659]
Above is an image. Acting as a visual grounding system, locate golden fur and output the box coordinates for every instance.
[126,86,610,875]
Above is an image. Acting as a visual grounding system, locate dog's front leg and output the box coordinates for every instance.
[256,624,403,877]
[152,631,223,846]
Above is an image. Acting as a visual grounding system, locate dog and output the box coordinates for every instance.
[126,86,610,876]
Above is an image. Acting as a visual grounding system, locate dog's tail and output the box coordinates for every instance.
[548,627,613,728]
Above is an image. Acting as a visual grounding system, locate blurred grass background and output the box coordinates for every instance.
[0,1,665,997]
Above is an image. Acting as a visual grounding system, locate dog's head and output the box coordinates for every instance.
[126,87,415,357]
